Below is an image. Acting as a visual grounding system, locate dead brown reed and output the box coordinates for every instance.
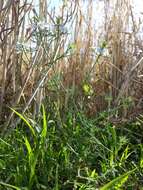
[0,0,143,131]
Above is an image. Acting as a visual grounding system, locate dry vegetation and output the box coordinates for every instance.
[0,0,143,129]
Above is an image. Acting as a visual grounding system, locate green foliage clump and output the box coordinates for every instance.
[0,105,143,190]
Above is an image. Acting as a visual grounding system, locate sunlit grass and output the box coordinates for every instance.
[0,104,143,189]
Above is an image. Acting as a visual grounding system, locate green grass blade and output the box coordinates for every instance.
[55,164,59,190]
[24,137,33,158]
[10,108,36,137]
[41,105,47,141]
[0,181,21,190]
[0,138,11,146]
[100,168,136,190]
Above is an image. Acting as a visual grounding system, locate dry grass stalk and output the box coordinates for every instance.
[0,0,143,130]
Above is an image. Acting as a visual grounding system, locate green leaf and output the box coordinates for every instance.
[0,137,11,146]
[24,137,33,164]
[83,84,90,94]
[10,108,36,137]
[100,169,136,190]
[69,43,76,50]
[0,181,20,190]
[90,169,97,178]
[0,159,6,169]
[83,84,93,96]
[41,105,47,143]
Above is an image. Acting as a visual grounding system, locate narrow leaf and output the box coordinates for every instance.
[10,108,36,137]
[100,169,136,190]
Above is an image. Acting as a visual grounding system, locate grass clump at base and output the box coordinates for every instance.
[0,105,143,190]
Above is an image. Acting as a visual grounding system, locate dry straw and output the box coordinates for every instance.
[0,0,143,130]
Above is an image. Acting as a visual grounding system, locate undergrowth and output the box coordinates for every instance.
[0,105,143,190]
